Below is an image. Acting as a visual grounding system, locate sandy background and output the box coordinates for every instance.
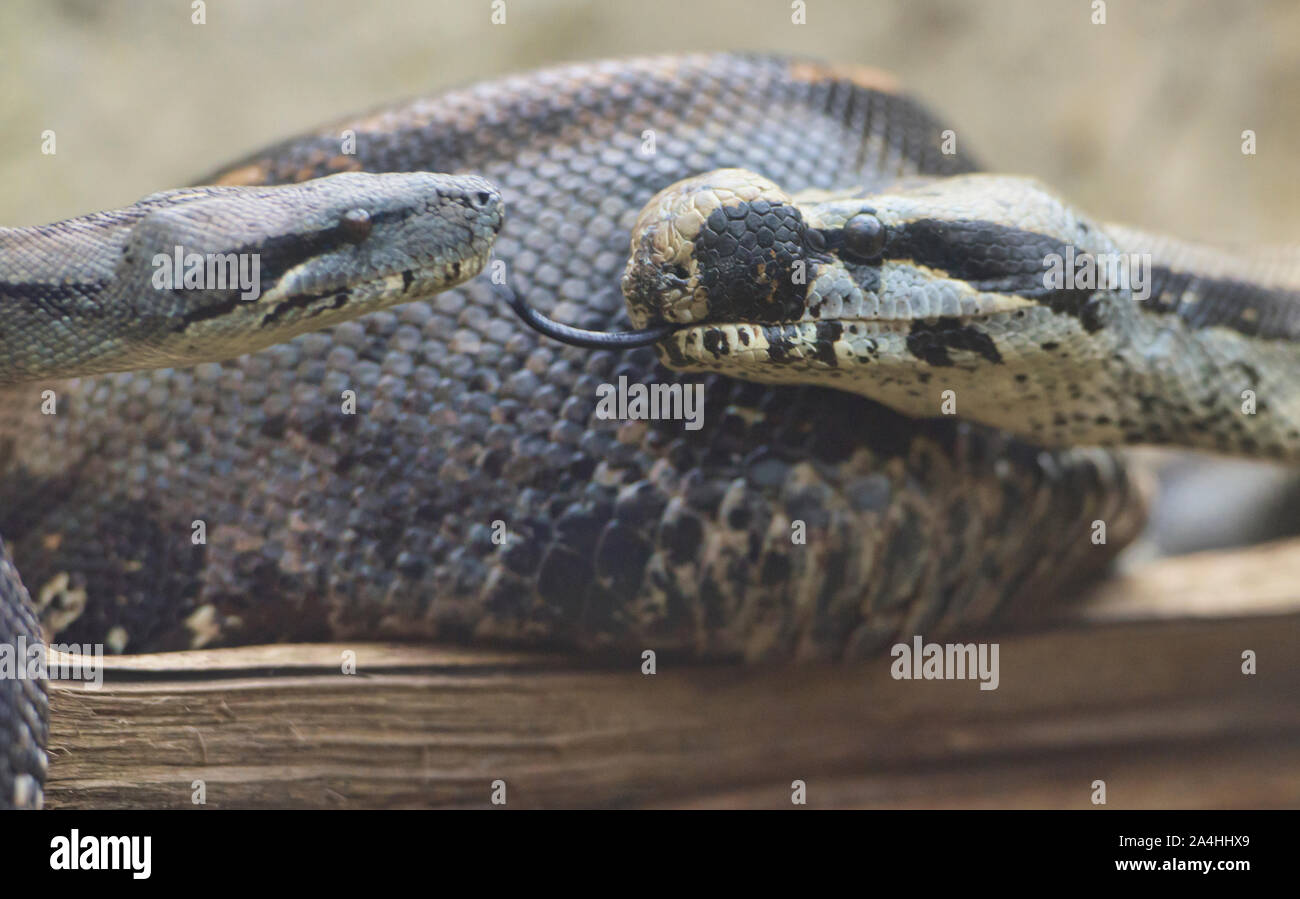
[1,0,1298,248]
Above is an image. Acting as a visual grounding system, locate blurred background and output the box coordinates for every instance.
[2,0,1299,552]
[2,0,1298,237]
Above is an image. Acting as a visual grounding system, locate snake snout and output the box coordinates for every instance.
[622,168,810,329]
[441,175,504,234]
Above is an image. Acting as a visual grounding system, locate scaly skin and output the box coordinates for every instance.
[623,169,1300,459]
[0,55,1148,808]
[0,172,502,383]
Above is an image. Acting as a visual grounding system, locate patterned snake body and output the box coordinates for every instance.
[623,169,1300,458]
[12,53,1279,807]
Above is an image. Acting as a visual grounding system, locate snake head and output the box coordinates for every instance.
[621,168,1149,444]
[115,171,503,369]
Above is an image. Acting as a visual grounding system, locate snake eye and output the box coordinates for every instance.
[340,209,373,243]
[841,213,886,261]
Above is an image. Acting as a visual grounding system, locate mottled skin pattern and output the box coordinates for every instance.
[625,169,1300,458]
[0,55,1148,807]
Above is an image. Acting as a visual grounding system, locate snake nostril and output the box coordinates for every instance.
[474,191,494,208]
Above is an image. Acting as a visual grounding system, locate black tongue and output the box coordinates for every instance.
[500,282,678,349]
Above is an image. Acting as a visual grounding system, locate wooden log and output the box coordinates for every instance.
[42,538,1300,808]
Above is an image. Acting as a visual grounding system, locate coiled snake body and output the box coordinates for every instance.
[2,54,1292,808]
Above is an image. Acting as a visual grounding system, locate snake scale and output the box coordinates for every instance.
[4,53,1293,808]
